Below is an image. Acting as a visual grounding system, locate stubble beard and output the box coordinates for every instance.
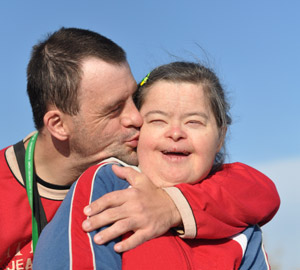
[114,148,138,166]
[70,118,140,168]
[71,137,139,169]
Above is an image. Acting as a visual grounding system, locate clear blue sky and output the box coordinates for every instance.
[1,1,299,269]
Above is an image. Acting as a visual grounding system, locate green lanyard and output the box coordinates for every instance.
[25,132,39,253]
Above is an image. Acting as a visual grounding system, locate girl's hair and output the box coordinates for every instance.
[134,61,232,173]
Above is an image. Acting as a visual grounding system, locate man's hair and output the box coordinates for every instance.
[27,27,127,129]
[134,61,232,173]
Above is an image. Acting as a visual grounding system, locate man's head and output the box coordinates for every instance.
[27,27,142,166]
[27,27,127,130]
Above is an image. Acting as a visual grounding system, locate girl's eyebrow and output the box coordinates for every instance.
[144,110,209,121]
[184,112,209,120]
[144,110,168,117]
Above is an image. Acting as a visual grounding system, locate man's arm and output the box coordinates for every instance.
[82,162,280,252]
[168,162,280,239]
[82,165,181,253]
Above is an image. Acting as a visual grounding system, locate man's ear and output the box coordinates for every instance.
[43,109,70,141]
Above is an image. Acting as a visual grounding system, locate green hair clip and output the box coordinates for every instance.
[139,72,151,86]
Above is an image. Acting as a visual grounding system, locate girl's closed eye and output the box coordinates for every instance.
[186,120,204,127]
[149,119,167,125]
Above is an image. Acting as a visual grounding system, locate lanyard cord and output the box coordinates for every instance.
[25,132,39,253]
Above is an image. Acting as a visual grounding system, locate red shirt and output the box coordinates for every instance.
[0,146,65,269]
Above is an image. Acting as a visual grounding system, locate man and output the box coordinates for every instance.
[0,27,146,269]
[0,27,279,269]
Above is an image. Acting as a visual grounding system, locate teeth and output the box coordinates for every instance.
[163,151,189,156]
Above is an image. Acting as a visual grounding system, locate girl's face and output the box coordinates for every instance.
[137,81,223,187]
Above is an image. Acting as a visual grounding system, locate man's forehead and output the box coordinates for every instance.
[77,57,136,103]
[80,57,129,74]
[79,57,133,85]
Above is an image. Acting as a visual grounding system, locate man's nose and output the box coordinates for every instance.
[121,99,143,128]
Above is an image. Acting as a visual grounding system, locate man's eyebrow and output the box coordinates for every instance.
[107,96,127,108]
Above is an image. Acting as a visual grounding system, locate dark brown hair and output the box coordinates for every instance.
[27,27,127,129]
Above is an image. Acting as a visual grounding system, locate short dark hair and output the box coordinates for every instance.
[134,61,232,173]
[27,27,127,129]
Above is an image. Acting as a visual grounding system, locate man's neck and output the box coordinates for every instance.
[32,133,84,186]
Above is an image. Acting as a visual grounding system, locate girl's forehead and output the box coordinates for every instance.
[141,82,212,116]
[144,81,207,103]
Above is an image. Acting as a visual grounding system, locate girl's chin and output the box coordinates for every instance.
[160,174,195,186]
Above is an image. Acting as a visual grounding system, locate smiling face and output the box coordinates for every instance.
[137,80,223,187]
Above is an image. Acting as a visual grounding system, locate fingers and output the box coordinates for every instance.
[114,230,150,253]
[92,220,151,253]
[112,165,141,187]
[92,218,134,246]
[82,189,131,232]
[82,187,144,232]
[82,167,182,252]
[83,189,127,217]
[84,166,143,218]
[83,206,126,232]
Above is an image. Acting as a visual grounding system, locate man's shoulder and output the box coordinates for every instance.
[2,132,36,180]
[0,145,10,164]
[75,157,132,193]
[84,157,139,176]
[98,157,139,170]
[0,144,22,184]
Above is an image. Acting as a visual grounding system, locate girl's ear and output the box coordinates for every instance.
[217,126,227,153]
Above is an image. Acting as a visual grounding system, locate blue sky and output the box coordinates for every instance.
[1,1,299,269]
